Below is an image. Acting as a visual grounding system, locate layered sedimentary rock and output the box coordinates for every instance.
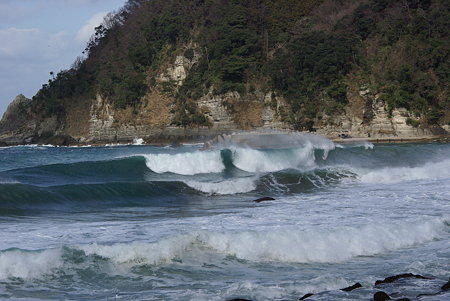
[0,52,447,145]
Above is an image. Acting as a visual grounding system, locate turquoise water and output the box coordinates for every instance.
[0,135,449,300]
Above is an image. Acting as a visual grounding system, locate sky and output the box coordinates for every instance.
[0,0,128,117]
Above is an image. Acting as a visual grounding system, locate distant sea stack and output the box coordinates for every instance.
[1,0,449,145]
[0,94,37,145]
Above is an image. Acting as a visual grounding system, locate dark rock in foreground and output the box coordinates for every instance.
[341,282,362,292]
[374,291,391,301]
[375,273,429,286]
[252,197,275,203]
[294,273,450,301]
[442,277,450,290]
[299,293,314,300]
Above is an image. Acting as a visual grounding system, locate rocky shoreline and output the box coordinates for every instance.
[0,130,449,148]
[228,274,450,301]
[331,135,450,144]
[1,91,449,148]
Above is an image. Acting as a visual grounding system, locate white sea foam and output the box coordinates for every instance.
[202,218,446,263]
[133,138,144,145]
[105,143,131,147]
[336,141,374,149]
[76,217,447,265]
[360,159,450,184]
[231,146,317,173]
[227,133,336,173]
[0,177,19,184]
[79,235,195,265]
[214,131,335,150]
[4,144,57,148]
[144,150,225,175]
[185,178,257,194]
[182,142,205,147]
[142,132,337,175]
[0,248,62,280]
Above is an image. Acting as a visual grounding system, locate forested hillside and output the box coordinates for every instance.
[1,0,449,143]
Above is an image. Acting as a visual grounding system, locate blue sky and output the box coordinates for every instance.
[0,0,127,116]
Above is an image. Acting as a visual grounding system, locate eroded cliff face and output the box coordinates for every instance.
[315,86,436,139]
[81,86,446,145]
[85,90,288,144]
[77,47,291,144]
[0,51,448,146]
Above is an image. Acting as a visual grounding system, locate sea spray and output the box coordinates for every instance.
[359,159,450,184]
[144,150,225,175]
[185,178,257,195]
[199,217,447,263]
[230,146,317,173]
[133,138,144,145]
[0,248,62,280]
[68,217,448,265]
[79,235,195,265]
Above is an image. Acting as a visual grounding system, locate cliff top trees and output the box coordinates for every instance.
[31,0,449,127]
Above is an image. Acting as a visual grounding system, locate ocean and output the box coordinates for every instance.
[0,133,449,300]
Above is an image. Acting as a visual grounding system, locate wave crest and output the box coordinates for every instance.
[231,147,317,173]
[1,217,446,281]
[185,178,257,195]
[144,151,225,175]
[0,248,62,280]
[360,159,450,184]
[80,217,447,265]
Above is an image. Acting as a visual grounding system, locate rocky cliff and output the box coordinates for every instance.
[2,78,445,146]
[1,0,448,145]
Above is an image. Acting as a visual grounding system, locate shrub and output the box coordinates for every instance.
[406,117,420,128]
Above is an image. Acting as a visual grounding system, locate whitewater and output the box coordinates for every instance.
[0,134,449,300]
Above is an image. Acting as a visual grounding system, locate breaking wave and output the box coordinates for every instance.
[73,217,450,264]
[230,147,317,173]
[1,134,449,212]
[0,248,62,280]
[185,178,257,195]
[359,159,450,184]
[144,145,334,176]
[144,150,225,175]
[1,217,447,280]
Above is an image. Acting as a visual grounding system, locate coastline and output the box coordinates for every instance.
[331,135,450,144]
[1,133,449,148]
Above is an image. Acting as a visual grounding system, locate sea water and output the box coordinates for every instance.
[0,134,449,300]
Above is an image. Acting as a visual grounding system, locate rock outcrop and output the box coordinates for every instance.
[0,54,448,146]
[315,87,438,139]
[0,94,36,145]
[375,273,430,286]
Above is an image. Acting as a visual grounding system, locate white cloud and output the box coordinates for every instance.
[76,11,108,44]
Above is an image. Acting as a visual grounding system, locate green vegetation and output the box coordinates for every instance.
[171,100,211,127]
[268,32,355,127]
[369,0,449,123]
[406,117,420,128]
[31,0,449,128]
